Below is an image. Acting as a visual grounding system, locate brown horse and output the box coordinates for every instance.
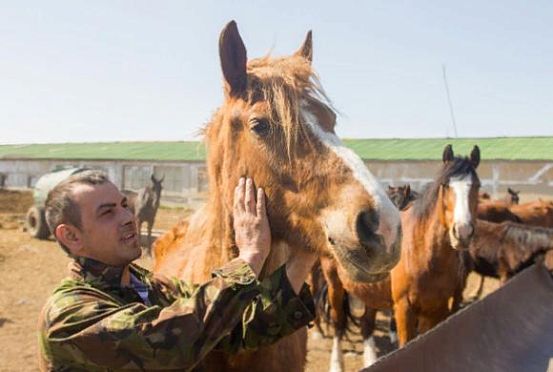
[510,199,553,228]
[316,183,419,371]
[391,144,481,346]
[387,184,419,211]
[152,21,401,371]
[466,219,553,284]
[477,199,521,223]
[480,187,520,205]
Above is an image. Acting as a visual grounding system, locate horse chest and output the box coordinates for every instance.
[410,255,461,301]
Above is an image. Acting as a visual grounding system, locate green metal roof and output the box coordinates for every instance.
[0,137,552,161]
[342,137,553,161]
[0,142,206,161]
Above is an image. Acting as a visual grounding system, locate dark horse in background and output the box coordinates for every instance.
[467,220,553,285]
[136,174,163,255]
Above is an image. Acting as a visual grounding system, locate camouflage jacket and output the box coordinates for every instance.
[38,256,314,371]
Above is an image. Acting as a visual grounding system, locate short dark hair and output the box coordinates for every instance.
[45,170,109,253]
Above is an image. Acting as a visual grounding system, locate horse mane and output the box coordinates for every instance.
[204,54,335,160]
[503,223,553,253]
[411,156,479,220]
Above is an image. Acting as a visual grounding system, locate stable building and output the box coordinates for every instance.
[1,137,552,204]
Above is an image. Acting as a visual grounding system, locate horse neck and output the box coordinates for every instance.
[152,189,161,208]
[412,201,455,262]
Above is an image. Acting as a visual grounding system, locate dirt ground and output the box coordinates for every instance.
[0,190,498,372]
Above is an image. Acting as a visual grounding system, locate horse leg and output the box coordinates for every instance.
[417,306,449,336]
[393,298,416,347]
[328,287,346,372]
[450,283,464,313]
[388,310,398,345]
[146,220,153,256]
[470,274,485,301]
[306,267,324,340]
[360,307,378,367]
[321,263,346,372]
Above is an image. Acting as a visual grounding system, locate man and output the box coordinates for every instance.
[38,170,317,371]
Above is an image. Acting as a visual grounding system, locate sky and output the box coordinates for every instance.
[1,0,552,144]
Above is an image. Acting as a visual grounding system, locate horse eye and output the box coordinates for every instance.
[250,118,270,137]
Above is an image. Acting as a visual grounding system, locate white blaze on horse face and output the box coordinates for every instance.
[301,105,401,250]
[450,175,474,240]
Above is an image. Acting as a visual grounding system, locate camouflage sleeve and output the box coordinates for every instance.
[217,264,315,352]
[40,258,262,371]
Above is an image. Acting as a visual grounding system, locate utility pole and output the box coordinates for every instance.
[442,64,458,138]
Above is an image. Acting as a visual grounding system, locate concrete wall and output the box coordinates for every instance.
[2,158,552,205]
[366,160,553,198]
[0,159,208,204]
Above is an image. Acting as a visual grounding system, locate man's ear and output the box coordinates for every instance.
[55,224,84,255]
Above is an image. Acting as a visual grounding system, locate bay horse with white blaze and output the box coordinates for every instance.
[391,144,481,346]
[153,21,401,371]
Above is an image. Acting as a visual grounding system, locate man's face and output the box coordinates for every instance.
[70,182,140,266]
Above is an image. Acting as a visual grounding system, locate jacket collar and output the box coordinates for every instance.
[69,256,128,290]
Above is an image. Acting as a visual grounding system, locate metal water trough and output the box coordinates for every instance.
[364,264,553,372]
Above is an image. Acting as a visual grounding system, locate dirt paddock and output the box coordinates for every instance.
[0,190,497,371]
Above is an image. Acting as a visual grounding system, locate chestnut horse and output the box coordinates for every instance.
[391,144,481,346]
[510,199,553,228]
[477,187,522,224]
[152,21,401,371]
[479,187,520,205]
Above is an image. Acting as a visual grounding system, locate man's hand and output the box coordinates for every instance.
[233,177,271,277]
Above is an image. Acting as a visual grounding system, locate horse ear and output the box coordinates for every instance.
[151,174,156,183]
[442,144,454,164]
[219,20,248,97]
[470,145,480,168]
[405,184,411,195]
[294,30,313,63]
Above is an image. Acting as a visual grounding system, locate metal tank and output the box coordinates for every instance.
[25,167,89,239]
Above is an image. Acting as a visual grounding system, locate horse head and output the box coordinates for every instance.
[150,174,163,204]
[206,21,401,282]
[387,184,418,211]
[439,144,481,249]
[507,187,520,205]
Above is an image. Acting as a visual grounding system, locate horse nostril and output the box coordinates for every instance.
[356,209,380,244]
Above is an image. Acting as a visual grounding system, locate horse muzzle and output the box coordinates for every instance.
[451,222,475,249]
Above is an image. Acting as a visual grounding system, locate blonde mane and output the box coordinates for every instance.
[205,54,335,161]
